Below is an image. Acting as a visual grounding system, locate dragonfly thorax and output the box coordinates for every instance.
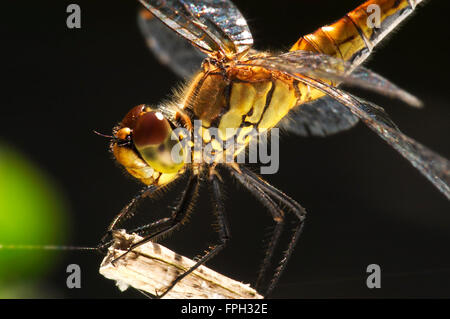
[180,61,299,163]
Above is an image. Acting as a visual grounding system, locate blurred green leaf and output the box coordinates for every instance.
[0,143,68,293]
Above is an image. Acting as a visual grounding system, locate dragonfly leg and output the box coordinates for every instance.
[134,172,201,242]
[225,165,284,291]
[266,216,305,297]
[227,165,307,297]
[109,172,200,265]
[98,184,159,251]
[156,168,231,298]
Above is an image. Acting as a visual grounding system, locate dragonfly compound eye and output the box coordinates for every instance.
[133,111,185,174]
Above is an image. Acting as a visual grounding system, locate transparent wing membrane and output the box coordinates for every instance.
[278,96,359,137]
[349,96,450,200]
[138,9,206,78]
[138,0,253,57]
[245,51,423,107]
[272,70,450,200]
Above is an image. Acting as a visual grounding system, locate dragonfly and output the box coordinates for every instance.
[98,0,450,298]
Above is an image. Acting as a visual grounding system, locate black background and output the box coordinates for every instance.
[1,0,449,298]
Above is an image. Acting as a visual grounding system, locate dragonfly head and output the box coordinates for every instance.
[111,104,186,185]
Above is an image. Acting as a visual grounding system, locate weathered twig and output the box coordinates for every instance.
[99,230,263,299]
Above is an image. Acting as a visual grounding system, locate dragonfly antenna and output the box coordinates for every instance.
[93,130,115,139]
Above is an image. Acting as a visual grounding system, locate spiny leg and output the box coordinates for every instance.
[226,165,284,291]
[98,185,159,250]
[157,167,231,298]
[267,219,304,297]
[240,166,305,219]
[227,165,307,297]
[128,216,171,238]
[258,219,284,291]
[124,171,200,241]
[242,166,307,297]
[110,172,200,264]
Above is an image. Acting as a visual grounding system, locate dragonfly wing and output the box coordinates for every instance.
[347,95,450,200]
[244,51,422,107]
[138,9,206,78]
[138,0,253,57]
[243,59,449,199]
[281,71,450,200]
[279,96,359,137]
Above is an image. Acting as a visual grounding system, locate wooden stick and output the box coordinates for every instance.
[99,230,263,299]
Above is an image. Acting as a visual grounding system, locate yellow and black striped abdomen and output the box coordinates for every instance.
[287,0,423,110]
[291,0,423,67]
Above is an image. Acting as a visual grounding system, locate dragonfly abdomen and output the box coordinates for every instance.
[291,0,422,67]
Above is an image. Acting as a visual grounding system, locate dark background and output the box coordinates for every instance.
[1,0,449,298]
